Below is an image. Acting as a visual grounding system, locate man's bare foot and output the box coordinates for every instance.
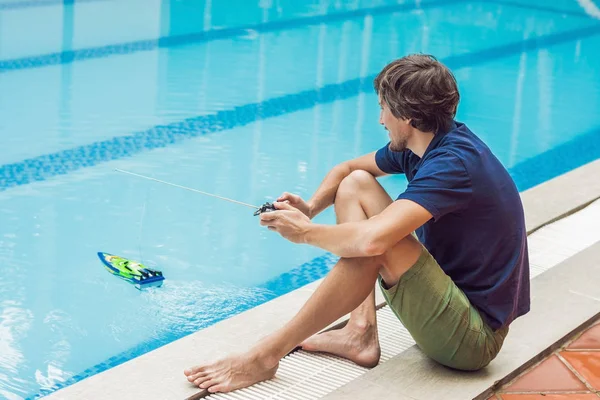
[300,321,381,368]
[184,351,279,393]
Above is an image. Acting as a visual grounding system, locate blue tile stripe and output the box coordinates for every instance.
[5,0,594,73]
[1,0,594,72]
[510,126,600,192]
[3,23,600,193]
[0,77,371,191]
[0,0,100,11]
[258,253,340,294]
[0,0,467,72]
[483,0,596,19]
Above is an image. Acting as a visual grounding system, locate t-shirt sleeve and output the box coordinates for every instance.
[397,151,472,221]
[375,143,406,174]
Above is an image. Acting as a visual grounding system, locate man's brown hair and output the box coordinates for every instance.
[374,54,460,134]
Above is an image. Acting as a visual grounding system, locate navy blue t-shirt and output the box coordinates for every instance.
[375,121,530,330]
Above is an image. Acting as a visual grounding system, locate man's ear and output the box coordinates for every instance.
[400,117,414,127]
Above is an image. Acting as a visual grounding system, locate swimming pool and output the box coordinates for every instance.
[1,0,600,398]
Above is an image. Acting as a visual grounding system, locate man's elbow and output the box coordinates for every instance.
[334,162,353,177]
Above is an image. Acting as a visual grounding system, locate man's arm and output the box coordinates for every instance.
[304,199,432,258]
[305,151,388,218]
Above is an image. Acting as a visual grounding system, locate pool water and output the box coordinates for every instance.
[1,0,599,398]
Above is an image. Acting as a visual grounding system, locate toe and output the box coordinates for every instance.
[184,365,205,376]
[187,371,207,382]
[194,373,215,387]
[199,378,218,389]
[300,341,319,352]
[208,384,226,393]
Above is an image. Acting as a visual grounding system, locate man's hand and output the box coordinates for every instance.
[277,192,313,219]
[259,201,312,243]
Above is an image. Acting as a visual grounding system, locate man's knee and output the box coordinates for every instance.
[337,170,377,199]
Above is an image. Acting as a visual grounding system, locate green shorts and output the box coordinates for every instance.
[379,245,509,371]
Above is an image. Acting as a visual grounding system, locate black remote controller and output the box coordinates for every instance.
[253,202,277,216]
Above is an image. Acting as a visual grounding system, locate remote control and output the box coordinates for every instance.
[253,202,277,216]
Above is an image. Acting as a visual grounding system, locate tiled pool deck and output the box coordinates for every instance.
[489,319,600,399]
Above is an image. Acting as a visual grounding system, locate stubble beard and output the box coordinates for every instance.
[389,137,408,152]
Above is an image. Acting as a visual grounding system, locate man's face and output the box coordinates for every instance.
[379,96,410,152]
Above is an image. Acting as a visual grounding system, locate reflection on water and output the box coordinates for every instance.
[140,280,272,338]
[0,281,273,400]
[0,301,33,400]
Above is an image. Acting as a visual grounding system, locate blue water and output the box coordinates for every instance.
[1,0,600,398]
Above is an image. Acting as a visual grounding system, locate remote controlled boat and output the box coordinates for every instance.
[98,252,164,289]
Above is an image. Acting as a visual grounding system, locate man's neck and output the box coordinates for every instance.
[407,128,435,158]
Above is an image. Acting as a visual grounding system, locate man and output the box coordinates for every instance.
[184,54,530,393]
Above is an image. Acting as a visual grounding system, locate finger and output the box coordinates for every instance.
[278,192,299,202]
[268,226,278,231]
[274,201,295,211]
[260,218,278,227]
[260,217,275,225]
[259,211,280,221]
[277,192,292,201]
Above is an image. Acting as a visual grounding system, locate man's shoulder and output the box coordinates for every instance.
[440,123,485,151]
[433,124,492,168]
[436,123,519,196]
[412,149,471,190]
